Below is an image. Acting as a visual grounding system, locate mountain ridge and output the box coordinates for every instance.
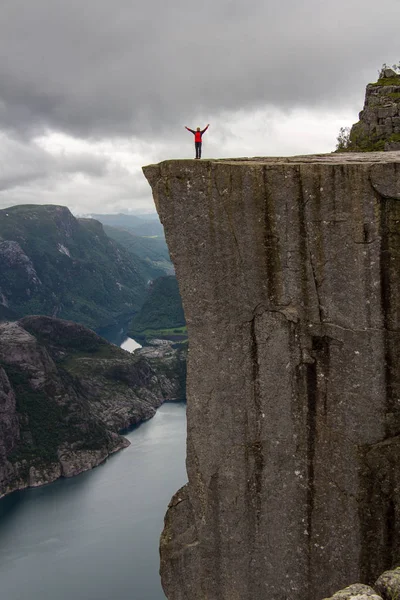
[0,204,150,328]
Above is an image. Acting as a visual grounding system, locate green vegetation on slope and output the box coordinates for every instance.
[0,315,187,494]
[103,225,173,277]
[3,362,111,466]
[0,205,149,328]
[336,69,400,153]
[129,276,186,342]
[370,75,400,87]
[348,130,400,152]
[2,317,143,468]
[20,315,126,361]
[2,319,123,466]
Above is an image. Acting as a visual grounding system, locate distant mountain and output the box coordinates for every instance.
[0,205,153,329]
[103,225,174,276]
[134,213,160,221]
[91,213,165,237]
[0,316,186,497]
[129,276,186,343]
[90,212,173,276]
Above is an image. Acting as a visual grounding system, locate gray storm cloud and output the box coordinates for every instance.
[1,0,399,138]
[0,134,110,191]
[1,0,399,213]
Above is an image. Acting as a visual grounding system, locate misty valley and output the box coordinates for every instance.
[0,207,188,599]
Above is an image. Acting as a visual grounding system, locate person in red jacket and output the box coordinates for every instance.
[185,124,210,159]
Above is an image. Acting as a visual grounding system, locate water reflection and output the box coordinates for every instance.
[120,336,142,352]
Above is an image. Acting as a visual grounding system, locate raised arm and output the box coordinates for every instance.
[201,124,210,134]
[185,126,196,134]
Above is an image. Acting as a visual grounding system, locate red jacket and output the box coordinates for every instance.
[186,125,209,142]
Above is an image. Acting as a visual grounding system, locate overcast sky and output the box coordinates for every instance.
[0,0,399,215]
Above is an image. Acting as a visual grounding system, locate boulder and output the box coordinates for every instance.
[375,567,400,599]
[383,68,398,78]
[322,583,382,599]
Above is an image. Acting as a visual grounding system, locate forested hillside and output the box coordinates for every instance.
[103,225,173,277]
[0,205,152,329]
[0,315,187,497]
[129,276,186,342]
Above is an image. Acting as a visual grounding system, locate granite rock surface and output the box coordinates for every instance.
[144,152,400,600]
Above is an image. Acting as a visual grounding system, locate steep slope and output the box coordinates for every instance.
[103,224,172,277]
[0,315,186,497]
[348,67,400,151]
[0,205,148,328]
[144,153,400,600]
[129,275,186,342]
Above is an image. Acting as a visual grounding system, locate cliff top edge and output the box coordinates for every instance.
[144,151,400,171]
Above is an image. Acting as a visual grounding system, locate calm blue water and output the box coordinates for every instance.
[0,400,187,600]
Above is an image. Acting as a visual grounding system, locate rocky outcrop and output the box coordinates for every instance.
[322,584,382,600]
[0,367,20,492]
[0,316,186,497]
[143,153,400,600]
[323,566,400,599]
[374,567,400,599]
[349,69,400,151]
[0,240,41,285]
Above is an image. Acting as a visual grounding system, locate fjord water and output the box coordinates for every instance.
[0,325,187,600]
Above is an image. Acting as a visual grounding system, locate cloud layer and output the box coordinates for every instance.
[1,0,399,212]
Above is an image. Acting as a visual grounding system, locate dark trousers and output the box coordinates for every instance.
[195,141,202,158]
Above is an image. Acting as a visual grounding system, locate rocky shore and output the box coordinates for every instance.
[0,316,186,498]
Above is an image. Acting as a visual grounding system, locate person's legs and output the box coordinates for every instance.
[195,142,201,158]
[198,142,202,159]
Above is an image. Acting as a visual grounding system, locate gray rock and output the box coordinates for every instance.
[143,154,400,600]
[0,240,42,286]
[385,141,400,151]
[370,162,400,199]
[377,107,397,119]
[383,68,398,78]
[322,584,382,599]
[347,73,400,151]
[57,438,129,478]
[375,567,400,599]
[0,368,20,491]
[27,463,62,487]
[384,116,393,135]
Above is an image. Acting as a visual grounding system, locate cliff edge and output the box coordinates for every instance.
[143,153,400,600]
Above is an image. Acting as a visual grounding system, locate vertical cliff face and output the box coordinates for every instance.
[143,153,400,600]
[0,367,20,491]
